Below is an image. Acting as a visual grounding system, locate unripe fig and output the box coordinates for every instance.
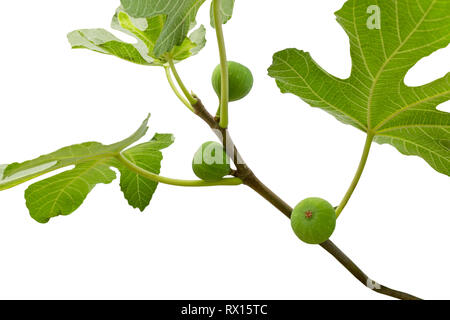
[212,61,253,102]
[192,141,231,181]
[291,197,336,245]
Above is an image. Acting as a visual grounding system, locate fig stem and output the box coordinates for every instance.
[117,153,242,187]
[335,133,375,218]
[164,66,195,112]
[191,98,420,300]
[167,59,197,106]
[213,0,229,129]
[320,240,421,300]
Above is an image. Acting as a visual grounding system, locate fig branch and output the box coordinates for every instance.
[190,97,421,300]
[168,58,197,106]
[320,241,420,300]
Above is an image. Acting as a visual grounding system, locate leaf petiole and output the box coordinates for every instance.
[335,133,374,218]
[164,66,195,112]
[213,0,229,128]
[117,153,242,187]
[167,59,197,106]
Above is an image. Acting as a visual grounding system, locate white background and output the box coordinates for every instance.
[0,0,448,300]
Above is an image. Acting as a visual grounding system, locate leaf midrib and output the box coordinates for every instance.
[366,0,437,131]
[124,152,145,207]
[39,158,112,216]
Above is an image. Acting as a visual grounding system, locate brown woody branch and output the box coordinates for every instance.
[192,98,421,300]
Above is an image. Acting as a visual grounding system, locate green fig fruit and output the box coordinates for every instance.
[192,141,231,181]
[291,197,336,244]
[212,61,253,102]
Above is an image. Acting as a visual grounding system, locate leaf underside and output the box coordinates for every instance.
[25,159,117,223]
[67,6,206,66]
[268,0,450,176]
[120,0,207,57]
[0,116,174,223]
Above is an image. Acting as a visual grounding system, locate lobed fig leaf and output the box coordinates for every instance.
[0,116,175,223]
[1,116,150,191]
[68,7,206,66]
[268,0,450,176]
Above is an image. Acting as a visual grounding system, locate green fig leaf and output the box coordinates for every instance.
[68,6,206,66]
[1,116,175,223]
[268,0,450,176]
[1,116,150,191]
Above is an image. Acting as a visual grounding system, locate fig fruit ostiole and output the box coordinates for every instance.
[290,197,336,244]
